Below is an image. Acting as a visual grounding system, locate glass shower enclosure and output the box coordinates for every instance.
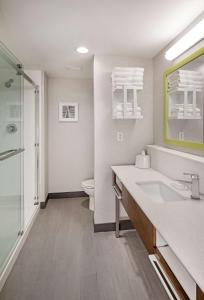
[0,43,39,275]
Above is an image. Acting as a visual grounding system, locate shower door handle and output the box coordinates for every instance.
[0,148,24,161]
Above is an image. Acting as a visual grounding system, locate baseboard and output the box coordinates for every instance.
[48,191,87,199]
[0,206,40,292]
[40,191,88,209]
[40,194,49,209]
[94,219,133,232]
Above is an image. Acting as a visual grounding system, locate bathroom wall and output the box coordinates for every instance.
[94,55,153,224]
[153,13,204,156]
[48,78,94,193]
[148,145,204,194]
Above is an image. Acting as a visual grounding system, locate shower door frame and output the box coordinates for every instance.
[0,43,39,278]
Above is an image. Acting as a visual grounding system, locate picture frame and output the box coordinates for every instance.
[59,102,79,122]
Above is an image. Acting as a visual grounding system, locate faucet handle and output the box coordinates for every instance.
[183,172,199,179]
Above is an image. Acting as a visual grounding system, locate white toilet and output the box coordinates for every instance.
[81,179,95,211]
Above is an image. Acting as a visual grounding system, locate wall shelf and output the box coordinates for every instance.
[112,67,144,120]
[168,70,203,121]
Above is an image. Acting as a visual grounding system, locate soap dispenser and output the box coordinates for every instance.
[135,150,150,169]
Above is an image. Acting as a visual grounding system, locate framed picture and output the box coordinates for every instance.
[59,102,79,122]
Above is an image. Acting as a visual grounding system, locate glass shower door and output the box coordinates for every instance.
[0,47,24,274]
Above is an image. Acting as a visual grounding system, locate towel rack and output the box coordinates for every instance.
[111,67,144,120]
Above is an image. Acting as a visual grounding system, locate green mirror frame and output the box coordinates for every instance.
[163,47,204,151]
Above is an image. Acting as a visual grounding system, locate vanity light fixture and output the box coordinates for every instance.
[76,46,89,54]
[165,18,204,61]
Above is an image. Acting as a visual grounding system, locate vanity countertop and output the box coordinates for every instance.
[111,165,204,293]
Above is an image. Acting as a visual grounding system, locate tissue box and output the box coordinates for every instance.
[135,154,150,169]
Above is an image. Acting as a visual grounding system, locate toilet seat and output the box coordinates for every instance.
[82,179,94,189]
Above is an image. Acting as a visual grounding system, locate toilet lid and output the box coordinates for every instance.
[82,179,94,189]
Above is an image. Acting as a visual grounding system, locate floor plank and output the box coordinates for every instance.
[0,198,169,300]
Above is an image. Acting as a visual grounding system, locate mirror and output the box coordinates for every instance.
[164,47,204,151]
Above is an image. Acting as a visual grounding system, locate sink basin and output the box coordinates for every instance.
[136,181,186,203]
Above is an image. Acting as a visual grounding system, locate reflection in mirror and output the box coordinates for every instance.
[167,53,204,143]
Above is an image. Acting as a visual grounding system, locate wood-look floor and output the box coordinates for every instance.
[0,198,169,300]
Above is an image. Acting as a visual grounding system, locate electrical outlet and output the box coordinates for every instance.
[117,131,124,142]
[178,131,184,140]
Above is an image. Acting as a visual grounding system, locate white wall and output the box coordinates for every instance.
[94,55,153,224]
[48,78,94,193]
[153,15,204,156]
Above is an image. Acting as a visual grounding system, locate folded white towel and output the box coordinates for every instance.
[113,80,144,84]
[169,70,202,77]
[113,80,144,86]
[178,70,202,76]
[113,74,144,79]
[114,67,144,72]
[169,74,203,81]
[174,103,194,107]
[168,79,203,86]
[168,87,203,93]
[168,70,203,82]
[172,105,201,113]
[113,85,143,90]
[168,83,203,89]
[114,78,144,82]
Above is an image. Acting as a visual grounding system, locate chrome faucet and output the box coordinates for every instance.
[183,172,200,200]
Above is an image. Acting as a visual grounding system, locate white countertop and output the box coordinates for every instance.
[111,165,204,293]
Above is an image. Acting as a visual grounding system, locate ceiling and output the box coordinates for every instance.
[0,0,203,78]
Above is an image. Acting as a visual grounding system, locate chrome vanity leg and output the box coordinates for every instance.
[113,185,122,238]
[115,195,120,238]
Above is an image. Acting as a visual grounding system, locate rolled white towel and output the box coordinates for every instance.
[115,103,124,111]
[125,111,134,117]
[169,87,203,93]
[115,112,123,118]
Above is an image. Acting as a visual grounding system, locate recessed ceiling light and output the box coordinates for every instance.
[76,46,89,54]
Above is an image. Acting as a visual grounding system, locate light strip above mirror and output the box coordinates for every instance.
[165,19,204,61]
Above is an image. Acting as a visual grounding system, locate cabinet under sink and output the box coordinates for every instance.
[112,170,204,300]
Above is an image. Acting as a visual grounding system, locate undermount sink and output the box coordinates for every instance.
[136,181,186,203]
